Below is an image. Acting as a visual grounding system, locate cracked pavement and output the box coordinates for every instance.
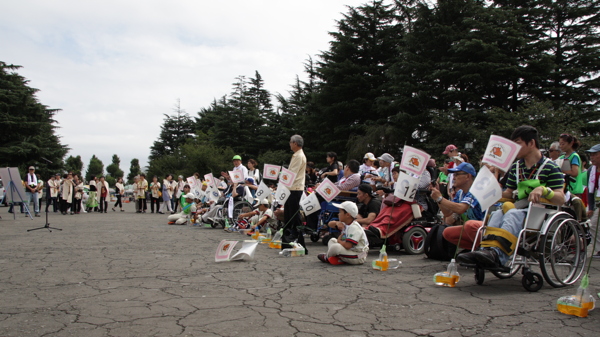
[1,204,599,336]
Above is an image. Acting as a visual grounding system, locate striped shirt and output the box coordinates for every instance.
[506,157,564,193]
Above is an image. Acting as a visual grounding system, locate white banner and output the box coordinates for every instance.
[279,167,297,189]
[469,165,502,210]
[300,192,321,216]
[481,135,521,172]
[244,186,254,204]
[274,184,291,206]
[206,185,220,202]
[263,164,281,180]
[315,178,341,203]
[228,170,244,184]
[255,181,271,203]
[400,146,431,177]
[394,171,420,202]
[187,176,202,199]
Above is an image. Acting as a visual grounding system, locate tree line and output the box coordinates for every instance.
[147,0,600,178]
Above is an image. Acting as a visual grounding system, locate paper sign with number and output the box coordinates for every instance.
[204,173,217,189]
[482,135,521,172]
[394,171,420,202]
[279,167,297,189]
[400,146,431,177]
[206,185,220,202]
[300,192,321,216]
[187,176,202,198]
[254,181,271,202]
[470,165,502,210]
[315,178,341,203]
[275,184,291,205]
[263,164,281,180]
[228,170,244,184]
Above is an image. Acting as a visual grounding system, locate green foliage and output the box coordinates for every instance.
[127,159,141,184]
[106,154,124,187]
[85,155,104,182]
[0,62,68,178]
[257,150,291,167]
[149,99,195,161]
[65,155,83,177]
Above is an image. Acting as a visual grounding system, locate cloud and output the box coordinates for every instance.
[1,0,366,174]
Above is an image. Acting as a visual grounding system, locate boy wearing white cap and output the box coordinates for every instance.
[236,199,276,235]
[318,201,369,265]
[167,193,197,225]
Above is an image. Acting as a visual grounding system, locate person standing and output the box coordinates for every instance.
[45,173,60,213]
[586,144,600,258]
[73,175,83,214]
[137,174,148,213]
[173,175,185,212]
[149,176,161,213]
[60,173,74,215]
[159,174,174,214]
[24,166,40,217]
[86,176,99,212]
[283,135,307,253]
[113,177,125,212]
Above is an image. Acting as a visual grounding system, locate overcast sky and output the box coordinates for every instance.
[2,0,367,174]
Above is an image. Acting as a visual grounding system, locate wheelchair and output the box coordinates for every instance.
[209,185,254,228]
[463,199,589,292]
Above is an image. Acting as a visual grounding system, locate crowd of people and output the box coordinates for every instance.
[4,126,599,266]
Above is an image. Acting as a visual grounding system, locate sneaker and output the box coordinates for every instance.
[168,221,175,225]
[328,256,345,265]
[318,253,329,263]
[35,213,40,217]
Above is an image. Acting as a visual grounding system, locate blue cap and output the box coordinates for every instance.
[585,144,600,153]
[245,177,256,185]
[447,162,477,177]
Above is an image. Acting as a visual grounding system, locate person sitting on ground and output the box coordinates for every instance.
[318,201,369,265]
[234,199,277,235]
[320,152,339,183]
[457,125,564,268]
[167,193,197,225]
[333,159,361,191]
[429,162,485,249]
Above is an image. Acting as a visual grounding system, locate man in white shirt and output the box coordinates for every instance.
[24,166,40,216]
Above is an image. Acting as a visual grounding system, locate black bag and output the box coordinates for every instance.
[424,224,457,261]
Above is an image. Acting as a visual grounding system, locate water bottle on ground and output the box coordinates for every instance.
[434,259,460,287]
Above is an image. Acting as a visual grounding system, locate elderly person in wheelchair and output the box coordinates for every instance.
[457,126,565,269]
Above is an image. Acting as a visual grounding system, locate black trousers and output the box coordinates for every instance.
[282,190,306,251]
[150,197,161,212]
[45,197,58,212]
[114,195,122,208]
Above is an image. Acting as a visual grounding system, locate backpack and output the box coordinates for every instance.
[424,224,457,261]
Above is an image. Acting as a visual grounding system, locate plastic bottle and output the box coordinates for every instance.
[557,275,596,317]
[279,242,305,257]
[224,217,230,228]
[372,245,401,271]
[433,259,460,287]
[269,229,283,249]
[260,228,272,244]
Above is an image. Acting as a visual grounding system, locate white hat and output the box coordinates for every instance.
[332,201,358,218]
[377,153,394,163]
[184,193,195,199]
[363,152,376,161]
[254,198,270,208]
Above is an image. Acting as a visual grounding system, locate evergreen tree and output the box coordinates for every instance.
[127,158,141,184]
[106,154,124,186]
[0,62,68,177]
[65,155,84,177]
[149,99,195,161]
[85,155,104,182]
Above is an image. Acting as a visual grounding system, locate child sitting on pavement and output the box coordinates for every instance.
[233,199,276,235]
[318,201,369,265]
[167,193,197,225]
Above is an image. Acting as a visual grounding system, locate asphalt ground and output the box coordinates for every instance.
[0,202,599,337]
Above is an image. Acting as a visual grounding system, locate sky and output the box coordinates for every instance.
[1,0,368,174]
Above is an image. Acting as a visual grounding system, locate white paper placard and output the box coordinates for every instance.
[469,165,502,210]
[300,192,321,216]
[279,167,297,189]
[204,173,217,189]
[481,135,521,172]
[263,164,281,180]
[315,178,341,203]
[394,171,420,202]
[400,146,431,177]
[254,181,271,202]
[228,170,245,184]
[274,184,291,206]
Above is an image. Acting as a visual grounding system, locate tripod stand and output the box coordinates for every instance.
[27,208,62,232]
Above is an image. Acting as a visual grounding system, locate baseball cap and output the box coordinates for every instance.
[363,152,376,161]
[232,155,242,160]
[245,177,256,185]
[447,162,477,177]
[332,201,358,218]
[358,184,373,195]
[443,144,458,155]
[254,198,270,207]
[377,153,394,163]
[585,144,600,153]
[184,193,195,199]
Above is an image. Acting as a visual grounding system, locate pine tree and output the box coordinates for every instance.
[0,62,68,177]
[85,155,104,182]
[149,99,195,161]
[106,154,124,186]
[127,159,141,184]
[65,155,84,177]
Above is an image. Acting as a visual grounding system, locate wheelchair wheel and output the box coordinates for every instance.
[522,271,543,292]
[491,256,523,279]
[539,218,587,288]
[402,227,427,255]
[224,200,252,224]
